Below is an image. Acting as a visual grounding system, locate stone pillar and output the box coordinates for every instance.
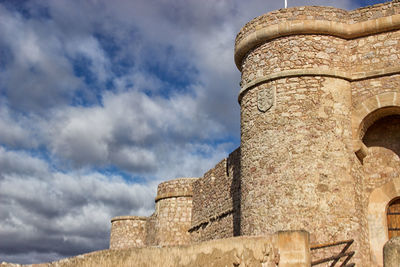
[384,237,400,267]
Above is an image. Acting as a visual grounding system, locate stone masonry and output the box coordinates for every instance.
[110,177,196,248]
[108,1,400,266]
[109,216,147,249]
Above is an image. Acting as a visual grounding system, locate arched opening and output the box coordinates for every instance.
[363,114,400,158]
[367,179,400,266]
[387,197,400,239]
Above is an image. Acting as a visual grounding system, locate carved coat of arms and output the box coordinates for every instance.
[257,85,274,112]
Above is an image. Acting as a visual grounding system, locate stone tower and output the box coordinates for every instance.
[234,3,400,266]
[235,3,356,249]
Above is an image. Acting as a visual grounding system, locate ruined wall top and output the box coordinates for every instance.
[155,177,198,202]
[235,1,400,70]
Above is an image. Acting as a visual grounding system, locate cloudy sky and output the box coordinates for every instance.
[0,0,388,264]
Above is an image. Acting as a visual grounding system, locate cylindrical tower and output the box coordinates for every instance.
[109,216,147,249]
[235,6,357,245]
[154,177,197,246]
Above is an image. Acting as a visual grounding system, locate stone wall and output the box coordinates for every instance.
[190,148,240,242]
[238,75,357,245]
[109,178,197,249]
[240,34,348,86]
[348,1,400,23]
[2,231,310,267]
[109,216,147,249]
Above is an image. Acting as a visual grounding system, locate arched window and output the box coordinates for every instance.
[387,198,400,239]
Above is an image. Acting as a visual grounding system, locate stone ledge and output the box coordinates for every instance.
[155,193,193,202]
[111,216,148,223]
[239,66,400,101]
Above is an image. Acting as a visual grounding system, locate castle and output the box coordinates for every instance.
[4,1,400,266]
[106,1,400,266]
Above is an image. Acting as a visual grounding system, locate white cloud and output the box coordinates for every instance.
[0,148,157,263]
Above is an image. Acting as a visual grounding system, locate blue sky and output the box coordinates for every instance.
[0,0,390,264]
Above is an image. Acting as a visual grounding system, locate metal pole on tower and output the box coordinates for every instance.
[285,0,287,8]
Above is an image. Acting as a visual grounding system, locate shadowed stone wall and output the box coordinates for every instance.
[189,148,241,242]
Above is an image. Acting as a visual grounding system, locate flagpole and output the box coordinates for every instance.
[285,0,287,8]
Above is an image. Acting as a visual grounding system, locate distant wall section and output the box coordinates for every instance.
[155,178,196,246]
[109,177,197,249]
[110,216,147,249]
[190,148,241,242]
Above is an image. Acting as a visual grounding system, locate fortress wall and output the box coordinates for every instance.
[348,11,400,265]
[349,31,400,75]
[190,148,240,242]
[348,1,400,22]
[145,214,157,246]
[109,216,147,249]
[154,178,196,246]
[239,76,356,241]
[240,34,348,86]
[351,75,400,108]
[6,232,310,267]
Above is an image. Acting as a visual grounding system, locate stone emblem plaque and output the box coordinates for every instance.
[257,85,274,112]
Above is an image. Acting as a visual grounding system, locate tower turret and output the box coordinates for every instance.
[235,4,356,249]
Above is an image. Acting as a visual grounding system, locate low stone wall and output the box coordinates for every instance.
[2,231,310,267]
